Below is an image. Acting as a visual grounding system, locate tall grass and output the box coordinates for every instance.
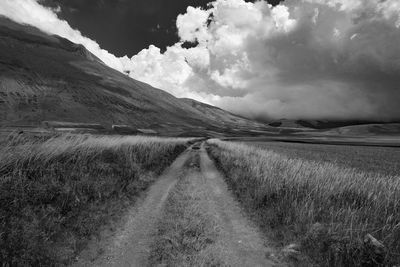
[241,141,400,176]
[207,140,400,266]
[0,134,190,266]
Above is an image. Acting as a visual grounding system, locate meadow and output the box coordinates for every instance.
[243,141,400,176]
[207,140,400,266]
[0,133,190,266]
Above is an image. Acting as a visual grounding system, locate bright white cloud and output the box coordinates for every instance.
[271,5,297,32]
[124,44,193,96]
[1,0,400,120]
[176,6,211,44]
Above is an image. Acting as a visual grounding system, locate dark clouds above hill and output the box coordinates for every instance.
[1,0,400,121]
[39,0,215,57]
[39,0,283,57]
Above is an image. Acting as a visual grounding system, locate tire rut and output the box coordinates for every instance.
[74,148,191,267]
[199,143,282,267]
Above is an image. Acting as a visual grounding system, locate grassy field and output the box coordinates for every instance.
[242,141,400,176]
[0,133,190,266]
[207,140,400,266]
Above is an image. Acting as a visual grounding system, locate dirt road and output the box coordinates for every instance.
[198,144,278,266]
[75,143,283,267]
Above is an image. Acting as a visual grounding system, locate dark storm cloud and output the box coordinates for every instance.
[39,0,214,56]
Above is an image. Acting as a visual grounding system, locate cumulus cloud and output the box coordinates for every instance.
[1,0,400,121]
[123,0,400,121]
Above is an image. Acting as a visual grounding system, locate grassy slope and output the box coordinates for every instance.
[0,134,189,266]
[207,140,400,266]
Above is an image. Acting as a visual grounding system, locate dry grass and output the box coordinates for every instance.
[0,133,190,266]
[207,140,400,266]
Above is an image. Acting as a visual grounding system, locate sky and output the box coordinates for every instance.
[1,0,400,121]
[39,0,283,57]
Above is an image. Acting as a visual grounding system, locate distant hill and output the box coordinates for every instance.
[0,17,268,136]
[293,120,395,130]
[180,98,252,126]
[267,118,400,131]
[268,119,312,129]
[323,123,400,135]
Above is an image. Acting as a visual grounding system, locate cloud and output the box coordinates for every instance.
[122,44,193,96]
[1,0,400,121]
[123,0,400,121]
[176,6,211,44]
[305,0,400,26]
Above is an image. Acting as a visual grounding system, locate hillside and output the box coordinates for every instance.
[323,123,400,136]
[180,98,252,126]
[268,119,312,129]
[0,17,268,136]
[266,118,396,130]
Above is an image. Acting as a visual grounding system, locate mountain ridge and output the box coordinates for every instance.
[0,16,268,136]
